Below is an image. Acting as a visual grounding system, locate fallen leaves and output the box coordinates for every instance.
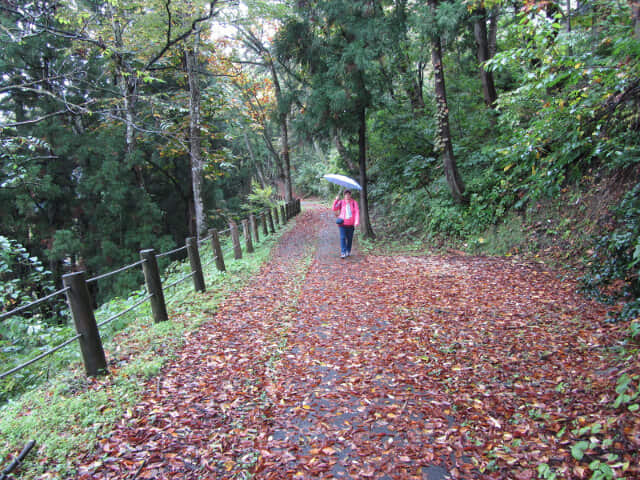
[66,204,639,479]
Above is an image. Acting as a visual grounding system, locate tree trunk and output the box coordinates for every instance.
[281,114,292,202]
[394,0,425,115]
[429,4,467,204]
[632,0,640,39]
[398,58,426,115]
[262,126,285,178]
[334,128,358,173]
[244,132,266,188]
[407,70,425,114]
[269,62,293,202]
[357,105,375,239]
[472,6,498,108]
[111,13,144,188]
[186,33,206,238]
[488,7,498,58]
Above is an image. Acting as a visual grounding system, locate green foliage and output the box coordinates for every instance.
[613,373,640,410]
[486,2,640,206]
[294,160,333,198]
[630,319,640,340]
[537,462,557,479]
[368,107,437,192]
[0,237,73,402]
[582,183,640,320]
[244,179,277,213]
[0,315,76,403]
[0,237,57,313]
[276,0,389,139]
[292,139,344,198]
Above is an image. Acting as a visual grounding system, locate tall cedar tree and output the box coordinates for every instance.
[276,0,390,238]
[427,0,467,203]
[471,2,498,108]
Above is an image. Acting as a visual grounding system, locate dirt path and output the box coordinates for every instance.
[76,202,637,479]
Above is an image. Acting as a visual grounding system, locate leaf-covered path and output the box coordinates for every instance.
[77,202,638,479]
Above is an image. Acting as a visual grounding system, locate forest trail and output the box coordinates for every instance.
[75,202,637,480]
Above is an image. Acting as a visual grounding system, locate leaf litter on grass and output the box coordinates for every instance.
[68,203,638,480]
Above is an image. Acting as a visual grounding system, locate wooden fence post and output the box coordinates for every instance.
[273,207,280,227]
[280,205,287,224]
[296,198,301,214]
[250,214,259,244]
[140,249,168,323]
[229,221,242,259]
[261,213,268,236]
[186,237,206,292]
[242,219,254,253]
[209,228,226,272]
[62,272,108,376]
[267,210,275,234]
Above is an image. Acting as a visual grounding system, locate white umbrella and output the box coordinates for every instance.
[322,174,362,191]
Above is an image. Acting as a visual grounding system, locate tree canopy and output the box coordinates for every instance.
[1,0,639,308]
[1,1,640,477]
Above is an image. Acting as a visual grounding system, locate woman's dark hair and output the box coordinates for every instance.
[344,190,351,195]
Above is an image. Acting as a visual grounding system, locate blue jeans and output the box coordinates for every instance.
[339,225,355,255]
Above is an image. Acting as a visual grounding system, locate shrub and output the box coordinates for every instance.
[582,182,640,320]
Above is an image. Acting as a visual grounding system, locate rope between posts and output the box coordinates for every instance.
[218,227,231,236]
[87,259,146,284]
[198,235,212,246]
[0,333,82,380]
[0,286,70,323]
[96,294,153,328]
[164,272,194,290]
[157,244,188,259]
[202,257,218,268]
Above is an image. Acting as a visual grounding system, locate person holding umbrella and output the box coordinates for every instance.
[332,189,360,258]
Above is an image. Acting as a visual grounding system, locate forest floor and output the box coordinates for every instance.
[73,201,638,480]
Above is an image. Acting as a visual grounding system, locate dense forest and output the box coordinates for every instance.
[1,0,639,361]
[1,1,639,477]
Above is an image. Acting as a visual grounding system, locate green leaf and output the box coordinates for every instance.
[571,440,590,460]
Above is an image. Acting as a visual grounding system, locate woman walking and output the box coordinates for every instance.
[332,190,360,258]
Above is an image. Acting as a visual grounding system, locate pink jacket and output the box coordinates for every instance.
[332,198,360,227]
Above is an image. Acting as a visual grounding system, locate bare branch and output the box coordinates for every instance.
[2,110,79,128]
[145,0,224,70]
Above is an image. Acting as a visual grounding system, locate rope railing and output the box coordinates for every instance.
[198,234,212,246]
[0,286,70,323]
[157,244,188,259]
[87,259,146,284]
[1,198,301,382]
[0,333,82,380]
[202,256,218,269]
[163,271,194,290]
[96,294,153,328]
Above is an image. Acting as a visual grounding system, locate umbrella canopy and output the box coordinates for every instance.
[322,174,362,191]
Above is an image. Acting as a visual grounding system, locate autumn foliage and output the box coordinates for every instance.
[67,204,640,479]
